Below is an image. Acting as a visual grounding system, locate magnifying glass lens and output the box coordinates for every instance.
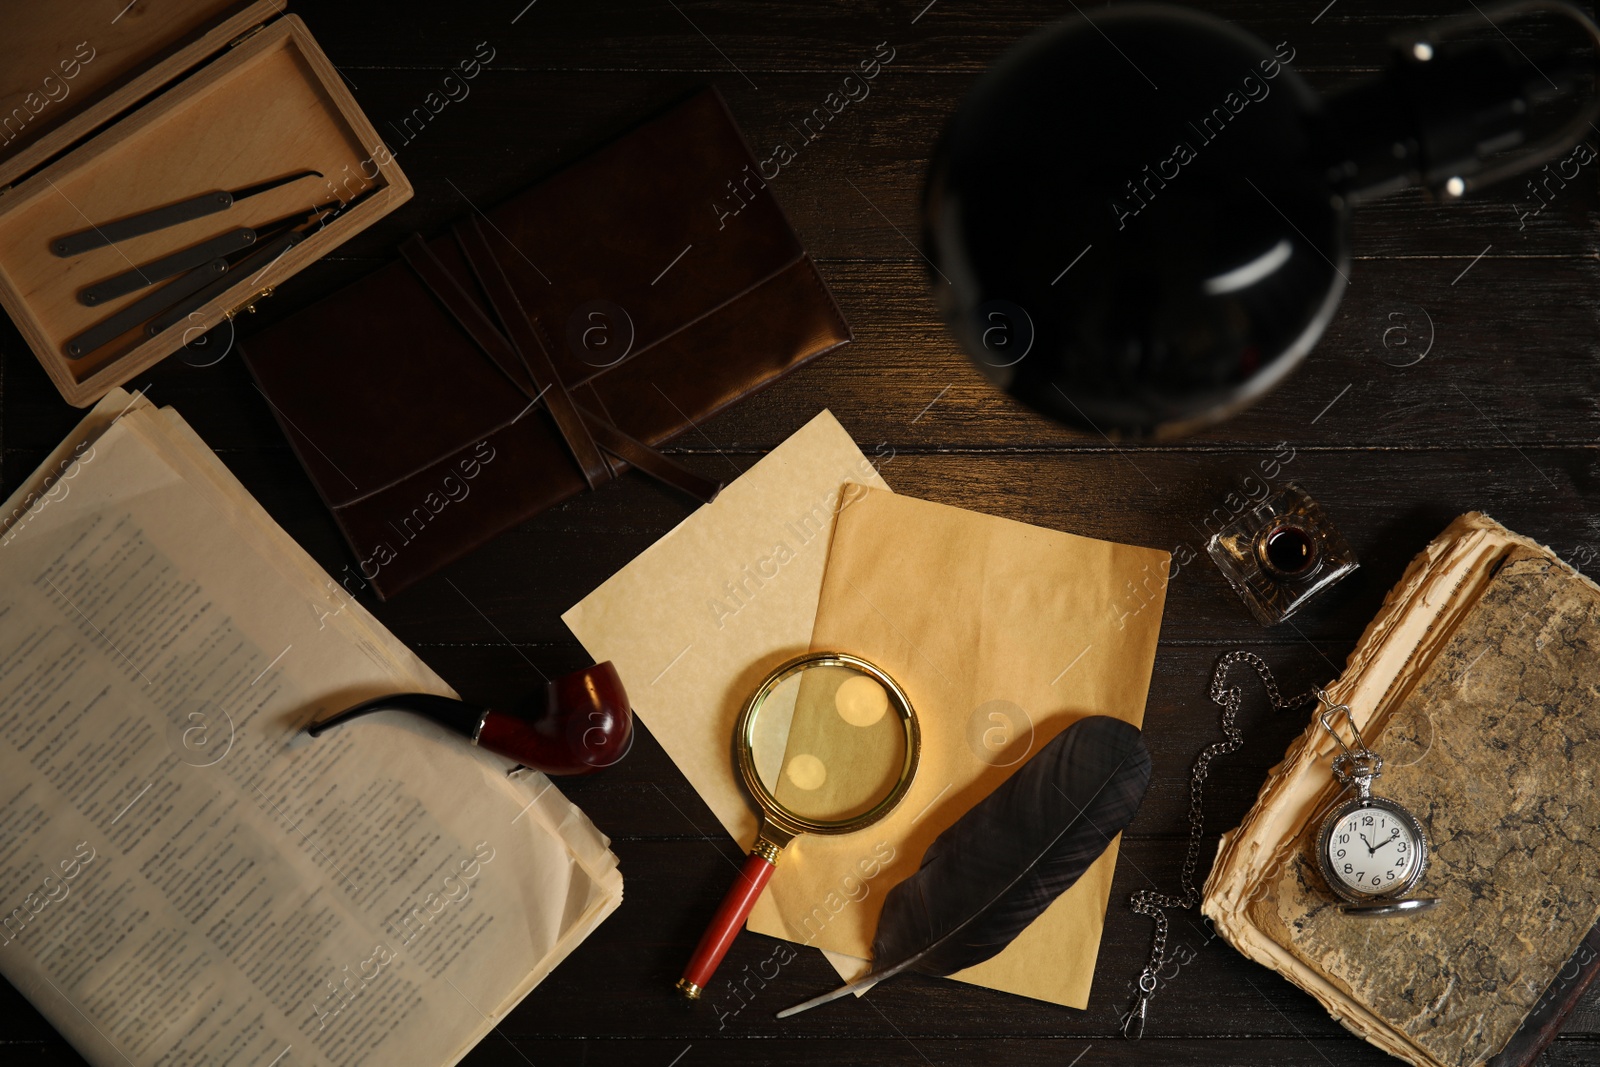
[749,663,907,824]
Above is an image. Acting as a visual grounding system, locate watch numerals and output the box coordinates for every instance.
[1320,794,1429,905]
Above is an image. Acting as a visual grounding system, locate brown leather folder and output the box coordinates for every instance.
[241,88,851,599]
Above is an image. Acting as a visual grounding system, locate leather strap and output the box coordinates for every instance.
[400,231,722,504]
[400,235,540,399]
[452,218,612,490]
[580,415,726,502]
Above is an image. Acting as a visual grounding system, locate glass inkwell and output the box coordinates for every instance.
[1206,483,1357,625]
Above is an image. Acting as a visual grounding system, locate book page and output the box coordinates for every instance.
[0,394,622,1067]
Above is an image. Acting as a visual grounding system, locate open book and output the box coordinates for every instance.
[0,391,622,1067]
[1203,514,1600,1067]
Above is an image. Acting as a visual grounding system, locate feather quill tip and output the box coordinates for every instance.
[775,975,882,1018]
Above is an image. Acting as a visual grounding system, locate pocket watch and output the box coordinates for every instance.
[1313,690,1438,917]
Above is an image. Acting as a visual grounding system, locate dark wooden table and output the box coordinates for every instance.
[5,1,1600,1064]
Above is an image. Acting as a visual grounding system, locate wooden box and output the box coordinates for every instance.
[0,1,411,406]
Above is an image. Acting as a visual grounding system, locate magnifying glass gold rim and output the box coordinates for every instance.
[735,650,920,839]
[678,650,918,1000]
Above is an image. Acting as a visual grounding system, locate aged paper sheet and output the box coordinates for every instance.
[754,488,1168,1008]
[563,409,891,843]
[0,391,622,1067]
[562,410,890,985]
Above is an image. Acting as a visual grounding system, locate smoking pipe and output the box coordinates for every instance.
[305,662,632,775]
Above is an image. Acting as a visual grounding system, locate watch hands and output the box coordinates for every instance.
[1360,832,1376,854]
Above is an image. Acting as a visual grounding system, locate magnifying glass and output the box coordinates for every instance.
[676,651,919,1000]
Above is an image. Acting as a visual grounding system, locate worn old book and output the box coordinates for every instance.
[1203,513,1600,1067]
[0,390,622,1067]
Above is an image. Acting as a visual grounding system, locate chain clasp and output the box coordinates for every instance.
[1121,972,1156,1039]
[1317,688,1381,795]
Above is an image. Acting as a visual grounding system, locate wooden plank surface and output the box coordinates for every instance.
[2,1,1598,1064]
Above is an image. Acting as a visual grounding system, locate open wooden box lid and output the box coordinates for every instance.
[0,1,411,406]
[0,1,278,190]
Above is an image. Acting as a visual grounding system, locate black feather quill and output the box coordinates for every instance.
[778,715,1152,1017]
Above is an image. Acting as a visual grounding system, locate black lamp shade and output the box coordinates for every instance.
[924,5,1351,439]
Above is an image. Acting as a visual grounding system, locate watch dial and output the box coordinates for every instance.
[1325,808,1419,895]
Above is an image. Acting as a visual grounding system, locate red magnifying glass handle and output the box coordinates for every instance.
[677,849,777,999]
